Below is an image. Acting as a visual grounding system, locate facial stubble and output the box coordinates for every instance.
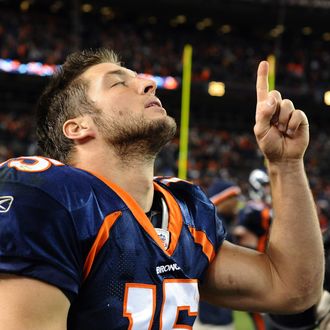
[93,112,177,164]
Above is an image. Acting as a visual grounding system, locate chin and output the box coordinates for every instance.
[148,107,167,117]
[155,113,176,127]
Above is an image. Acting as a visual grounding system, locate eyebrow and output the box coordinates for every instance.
[103,69,138,80]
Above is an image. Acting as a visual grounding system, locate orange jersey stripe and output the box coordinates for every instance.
[188,227,215,262]
[210,186,241,206]
[83,211,122,281]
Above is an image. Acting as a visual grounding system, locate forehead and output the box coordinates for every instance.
[81,62,136,82]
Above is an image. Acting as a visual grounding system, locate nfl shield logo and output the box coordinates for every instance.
[155,228,170,250]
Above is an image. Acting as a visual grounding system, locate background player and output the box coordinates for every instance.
[233,169,272,330]
[234,170,330,330]
[196,179,242,330]
[234,169,272,251]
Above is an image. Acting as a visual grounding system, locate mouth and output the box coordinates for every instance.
[145,98,163,109]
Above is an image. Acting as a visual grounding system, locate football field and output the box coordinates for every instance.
[233,311,255,330]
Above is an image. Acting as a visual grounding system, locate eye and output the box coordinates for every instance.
[111,81,126,88]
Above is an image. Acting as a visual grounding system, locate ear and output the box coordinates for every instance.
[63,116,96,142]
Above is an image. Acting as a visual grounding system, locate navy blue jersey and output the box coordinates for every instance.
[0,156,226,330]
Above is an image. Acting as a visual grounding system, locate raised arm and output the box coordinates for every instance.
[200,61,324,313]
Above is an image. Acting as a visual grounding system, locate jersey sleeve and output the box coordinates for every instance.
[192,184,227,253]
[0,181,83,301]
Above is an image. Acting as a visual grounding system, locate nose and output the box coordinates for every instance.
[137,77,157,95]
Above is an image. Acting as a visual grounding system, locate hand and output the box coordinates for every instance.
[254,61,309,163]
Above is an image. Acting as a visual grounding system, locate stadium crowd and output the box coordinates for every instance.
[1,6,330,95]
[0,4,330,226]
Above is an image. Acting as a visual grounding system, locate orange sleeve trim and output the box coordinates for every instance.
[83,211,122,281]
[188,227,215,262]
[210,186,241,206]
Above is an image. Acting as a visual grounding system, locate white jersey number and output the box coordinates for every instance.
[123,279,199,330]
[1,156,63,172]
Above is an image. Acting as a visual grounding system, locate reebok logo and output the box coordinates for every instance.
[156,263,181,275]
[0,196,14,213]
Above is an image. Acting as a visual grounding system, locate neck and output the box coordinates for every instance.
[72,145,156,212]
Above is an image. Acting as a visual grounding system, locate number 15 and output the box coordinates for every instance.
[123,279,199,330]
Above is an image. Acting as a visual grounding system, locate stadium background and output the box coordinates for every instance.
[1,0,330,328]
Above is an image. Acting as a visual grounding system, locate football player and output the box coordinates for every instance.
[0,49,324,330]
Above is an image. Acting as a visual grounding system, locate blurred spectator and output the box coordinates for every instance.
[195,179,242,330]
[0,7,330,96]
[232,169,272,330]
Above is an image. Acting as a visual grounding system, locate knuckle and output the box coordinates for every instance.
[281,99,294,109]
[269,90,282,102]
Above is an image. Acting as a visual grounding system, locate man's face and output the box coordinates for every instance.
[80,62,176,159]
[82,62,167,120]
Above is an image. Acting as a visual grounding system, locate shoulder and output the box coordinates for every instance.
[154,176,210,204]
[0,155,81,180]
[0,156,99,210]
[155,176,225,230]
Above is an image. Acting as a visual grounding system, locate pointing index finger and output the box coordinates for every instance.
[256,61,269,103]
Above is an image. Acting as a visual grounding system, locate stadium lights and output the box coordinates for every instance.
[0,59,57,76]
[218,25,231,34]
[81,3,93,13]
[0,58,180,90]
[100,7,114,19]
[324,91,330,106]
[138,73,179,90]
[323,32,330,41]
[20,0,30,11]
[170,15,187,27]
[302,26,313,35]
[196,18,213,31]
[270,25,285,38]
[175,15,187,24]
[208,81,225,97]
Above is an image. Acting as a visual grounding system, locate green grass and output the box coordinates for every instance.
[233,311,255,330]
